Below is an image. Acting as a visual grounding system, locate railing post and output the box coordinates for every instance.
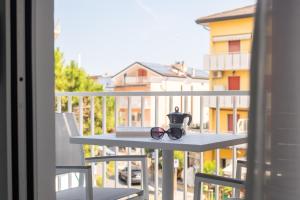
[199,96,204,200]
[184,96,188,200]
[79,96,83,135]
[102,96,107,133]
[155,96,159,200]
[114,96,119,188]
[200,96,204,133]
[67,96,72,113]
[68,96,73,188]
[127,96,132,188]
[102,96,107,187]
[114,146,119,188]
[90,96,96,187]
[57,96,62,190]
[169,96,173,112]
[91,96,95,136]
[215,96,220,200]
[140,96,145,169]
[141,96,145,127]
[57,96,62,113]
[184,151,188,200]
[232,96,238,197]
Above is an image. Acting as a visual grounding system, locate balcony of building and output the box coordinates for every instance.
[113,76,163,87]
[203,52,251,71]
[206,95,250,109]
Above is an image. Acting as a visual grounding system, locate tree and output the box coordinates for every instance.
[55,48,115,156]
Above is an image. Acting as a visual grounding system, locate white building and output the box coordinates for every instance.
[111,61,209,127]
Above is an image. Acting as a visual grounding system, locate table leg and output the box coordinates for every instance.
[162,150,174,200]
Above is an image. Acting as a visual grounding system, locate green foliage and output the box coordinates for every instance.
[55,48,115,156]
[106,161,115,177]
[222,186,233,199]
[203,160,216,174]
[174,151,184,169]
[96,175,103,187]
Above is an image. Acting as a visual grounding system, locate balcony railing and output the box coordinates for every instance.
[207,96,250,108]
[118,96,152,109]
[203,52,251,71]
[55,90,249,200]
[114,76,162,86]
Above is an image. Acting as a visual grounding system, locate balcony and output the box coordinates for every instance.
[114,76,162,87]
[203,52,251,71]
[206,95,250,109]
[55,91,249,200]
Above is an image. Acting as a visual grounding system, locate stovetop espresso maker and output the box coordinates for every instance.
[167,106,192,129]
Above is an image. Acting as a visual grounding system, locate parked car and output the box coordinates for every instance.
[118,166,142,185]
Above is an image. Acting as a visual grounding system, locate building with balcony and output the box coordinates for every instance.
[195,5,255,164]
[196,5,254,133]
[111,61,209,127]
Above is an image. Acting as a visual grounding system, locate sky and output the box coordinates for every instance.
[55,0,255,76]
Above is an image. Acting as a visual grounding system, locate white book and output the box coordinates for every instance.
[116,127,152,138]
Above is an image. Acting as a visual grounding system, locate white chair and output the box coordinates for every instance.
[55,112,149,200]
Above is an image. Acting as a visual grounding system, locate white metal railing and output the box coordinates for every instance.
[118,96,151,109]
[207,96,249,108]
[203,53,251,71]
[55,90,249,200]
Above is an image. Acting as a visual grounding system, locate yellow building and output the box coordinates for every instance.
[195,5,255,165]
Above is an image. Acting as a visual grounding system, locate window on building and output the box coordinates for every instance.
[138,69,147,77]
[228,40,241,53]
[228,76,240,90]
[227,114,240,132]
[221,159,227,168]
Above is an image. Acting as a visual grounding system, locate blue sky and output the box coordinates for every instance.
[55,0,255,76]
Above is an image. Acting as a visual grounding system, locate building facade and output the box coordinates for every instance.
[111,61,209,128]
[195,5,255,165]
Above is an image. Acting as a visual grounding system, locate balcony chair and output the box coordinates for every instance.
[55,112,149,200]
[193,160,247,200]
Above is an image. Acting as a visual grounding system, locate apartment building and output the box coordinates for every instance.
[195,5,255,164]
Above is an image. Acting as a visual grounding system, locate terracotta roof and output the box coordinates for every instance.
[196,5,256,24]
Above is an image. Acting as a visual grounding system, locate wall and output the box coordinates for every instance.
[209,18,254,54]
[210,70,250,91]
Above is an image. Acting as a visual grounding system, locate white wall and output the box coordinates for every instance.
[150,78,209,128]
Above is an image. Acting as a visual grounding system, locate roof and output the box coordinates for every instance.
[112,62,208,80]
[139,62,181,77]
[196,5,256,24]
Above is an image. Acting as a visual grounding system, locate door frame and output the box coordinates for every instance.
[0,0,55,199]
[0,0,13,199]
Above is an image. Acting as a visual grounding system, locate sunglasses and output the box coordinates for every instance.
[150,127,186,140]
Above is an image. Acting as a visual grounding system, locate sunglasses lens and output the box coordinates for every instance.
[151,127,165,139]
[168,128,183,140]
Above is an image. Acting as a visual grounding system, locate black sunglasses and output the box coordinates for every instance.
[150,127,186,140]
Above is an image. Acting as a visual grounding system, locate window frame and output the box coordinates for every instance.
[0,0,55,199]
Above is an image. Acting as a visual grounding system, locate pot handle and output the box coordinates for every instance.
[183,113,192,126]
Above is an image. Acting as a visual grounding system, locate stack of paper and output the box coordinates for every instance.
[116,127,151,138]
